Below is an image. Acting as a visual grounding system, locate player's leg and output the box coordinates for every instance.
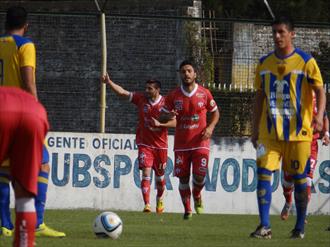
[281,171,294,220]
[284,141,311,239]
[35,146,66,238]
[154,149,167,214]
[174,151,192,219]
[138,147,153,212]
[191,149,209,214]
[9,113,47,247]
[307,138,318,204]
[250,139,281,239]
[35,147,50,229]
[12,182,37,247]
[0,164,14,236]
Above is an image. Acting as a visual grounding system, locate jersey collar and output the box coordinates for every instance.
[149,95,162,106]
[180,84,198,97]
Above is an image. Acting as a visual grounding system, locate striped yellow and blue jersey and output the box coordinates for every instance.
[0,34,36,87]
[255,48,323,141]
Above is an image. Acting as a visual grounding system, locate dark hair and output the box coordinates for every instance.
[146,79,161,89]
[5,6,28,30]
[271,16,294,31]
[179,60,196,71]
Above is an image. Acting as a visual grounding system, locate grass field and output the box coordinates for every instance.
[1,210,329,247]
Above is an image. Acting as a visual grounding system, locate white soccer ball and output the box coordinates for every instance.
[93,211,123,239]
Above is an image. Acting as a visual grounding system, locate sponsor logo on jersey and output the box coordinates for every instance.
[182,124,199,129]
[192,114,199,121]
[196,92,205,98]
[197,101,204,108]
[174,100,183,111]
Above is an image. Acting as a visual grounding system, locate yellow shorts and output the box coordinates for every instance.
[256,139,311,175]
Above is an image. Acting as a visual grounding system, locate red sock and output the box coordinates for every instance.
[179,183,191,213]
[155,176,165,199]
[283,186,293,204]
[141,177,150,205]
[14,211,36,247]
[192,181,204,201]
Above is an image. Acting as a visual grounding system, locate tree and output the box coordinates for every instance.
[202,0,330,22]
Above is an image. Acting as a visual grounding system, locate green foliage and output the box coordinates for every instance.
[203,0,330,22]
[1,210,329,247]
[183,21,214,84]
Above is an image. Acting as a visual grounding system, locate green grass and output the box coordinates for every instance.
[1,210,329,247]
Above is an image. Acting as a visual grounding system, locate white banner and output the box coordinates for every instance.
[41,132,330,215]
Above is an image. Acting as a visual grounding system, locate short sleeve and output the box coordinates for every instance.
[205,89,218,112]
[306,58,323,87]
[130,92,143,105]
[19,43,36,68]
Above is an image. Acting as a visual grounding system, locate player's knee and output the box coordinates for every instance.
[40,163,50,173]
[192,174,205,185]
[179,176,190,184]
[12,181,34,198]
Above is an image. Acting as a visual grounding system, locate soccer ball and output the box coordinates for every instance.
[93,211,123,239]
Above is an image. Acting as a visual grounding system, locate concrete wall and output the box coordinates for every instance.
[10,132,328,214]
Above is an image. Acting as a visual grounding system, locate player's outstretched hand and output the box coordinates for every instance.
[101,73,111,85]
[313,114,324,132]
[322,132,330,146]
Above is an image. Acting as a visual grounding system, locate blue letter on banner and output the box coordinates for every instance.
[93,154,111,188]
[72,154,91,187]
[114,155,132,188]
[51,153,70,186]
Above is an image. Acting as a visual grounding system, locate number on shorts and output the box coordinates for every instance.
[0,59,3,85]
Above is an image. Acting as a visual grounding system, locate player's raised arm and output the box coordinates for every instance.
[101,73,130,100]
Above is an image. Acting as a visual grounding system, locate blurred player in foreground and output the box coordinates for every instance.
[250,16,326,239]
[102,73,176,213]
[0,87,49,247]
[281,107,329,221]
[0,6,65,237]
[160,60,219,220]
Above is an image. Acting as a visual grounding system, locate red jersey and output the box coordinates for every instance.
[163,84,218,151]
[130,92,167,149]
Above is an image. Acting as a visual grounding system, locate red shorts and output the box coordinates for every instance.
[174,149,209,178]
[0,87,49,195]
[138,146,167,176]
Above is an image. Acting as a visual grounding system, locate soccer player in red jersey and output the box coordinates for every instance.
[102,73,176,213]
[0,87,49,247]
[160,60,220,219]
